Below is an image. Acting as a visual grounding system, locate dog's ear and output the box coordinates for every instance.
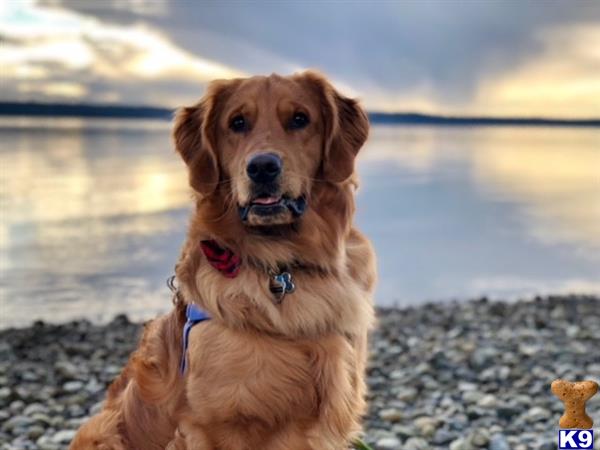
[301,71,369,183]
[173,80,236,195]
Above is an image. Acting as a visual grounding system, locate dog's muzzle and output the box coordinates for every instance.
[238,152,307,223]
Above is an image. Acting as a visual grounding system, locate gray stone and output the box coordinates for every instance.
[462,391,483,404]
[469,347,498,369]
[394,386,418,402]
[378,408,402,423]
[63,381,84,393]
[2,415,34,432]
[469,428,490,446]
[26,425,45,440]
[524,406,551,422]
[477,394,498,408]
[403,437,428,450]
[23,403,47,416]
[54,361,79,380]
[0,387,11,404]
[51,429,76,444]
[432,429,457,445]
[391,424,415,439]
[449,437,473,450]
[413,416,437,437]
[375,436,401,449]
[9,400,24,414]
[496,404,520,420]
[489,434,510,450]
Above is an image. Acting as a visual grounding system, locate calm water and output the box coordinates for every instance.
[1,117,599,327]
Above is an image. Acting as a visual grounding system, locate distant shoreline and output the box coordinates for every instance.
[1,102,599,127]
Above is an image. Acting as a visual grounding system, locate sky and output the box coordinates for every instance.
[1,0,599,118]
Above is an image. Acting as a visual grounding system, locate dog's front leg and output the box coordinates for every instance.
[165,419,214,450]
[305,335,365,450]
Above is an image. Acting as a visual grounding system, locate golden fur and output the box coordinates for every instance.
[70,72,376,450]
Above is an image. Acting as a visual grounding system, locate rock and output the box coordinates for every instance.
[2,415,35,432]
[457,382,478,392]
[26,425,45,440]
[22,371,39,382]
[403,437,428,450]
[36,435,60,450]
[449,437,473,450]
[103,365,122,377]
[63,381,84,393]
[469,347,498,369]
[524,406,551,423]
[518,344,539,356]
[54,361,79,380]
[51,429,77,444]
[0,387,11,404]
[23,403,47,416]
[391,424,415,439]
[375,436,401,449]
[496,404,520,420]
[462,391,483,404]
[477,394,498,408]
[378,408,402,423]
[30,413,52,426]
[394,386,418,402]
[413,416,437,437]
[489,433,510,450]
[432,429,457,445]
[469,428,490,447]
[9,400,25,414]
[84,377,104,395]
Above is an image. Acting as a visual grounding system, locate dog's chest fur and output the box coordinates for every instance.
[184,322,346,427]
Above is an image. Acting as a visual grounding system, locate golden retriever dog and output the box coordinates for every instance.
[70,71,376,450]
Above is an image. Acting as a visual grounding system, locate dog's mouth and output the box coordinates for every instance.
[238,194,307,223]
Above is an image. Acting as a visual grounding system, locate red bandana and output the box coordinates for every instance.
[200,240,241,278]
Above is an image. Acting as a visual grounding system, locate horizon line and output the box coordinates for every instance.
[0,101,599,127]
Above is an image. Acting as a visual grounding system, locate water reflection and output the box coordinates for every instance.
[469,129,600,251]
[1,118,599,326]
[357,125,600,304]
[360,126,600,253]
[1,118,190,327]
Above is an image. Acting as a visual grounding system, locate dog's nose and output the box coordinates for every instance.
[246,153,282,183]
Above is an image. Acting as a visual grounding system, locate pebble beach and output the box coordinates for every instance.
[1,295,599,450]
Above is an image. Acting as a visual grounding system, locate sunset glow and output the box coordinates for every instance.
[1,1,599,117]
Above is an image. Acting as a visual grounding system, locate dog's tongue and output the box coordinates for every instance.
[252,196,280,205]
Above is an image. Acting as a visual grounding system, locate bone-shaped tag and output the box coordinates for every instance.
[269,271,295,302]
[551,379,598,429]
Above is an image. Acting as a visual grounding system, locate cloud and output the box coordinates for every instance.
[0,1,244,105]
[474,24,600,118]
[137,2,600,116]
[1,1,600,116]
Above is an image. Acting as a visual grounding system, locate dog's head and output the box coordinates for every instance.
[173,72,368,234]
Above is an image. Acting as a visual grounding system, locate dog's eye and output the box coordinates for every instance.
[229,115,247,133]
[289,112,309,130]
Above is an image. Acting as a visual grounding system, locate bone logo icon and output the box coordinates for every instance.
[551,379,599,429]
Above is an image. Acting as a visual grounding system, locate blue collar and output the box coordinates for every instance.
[180,303,211,374]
